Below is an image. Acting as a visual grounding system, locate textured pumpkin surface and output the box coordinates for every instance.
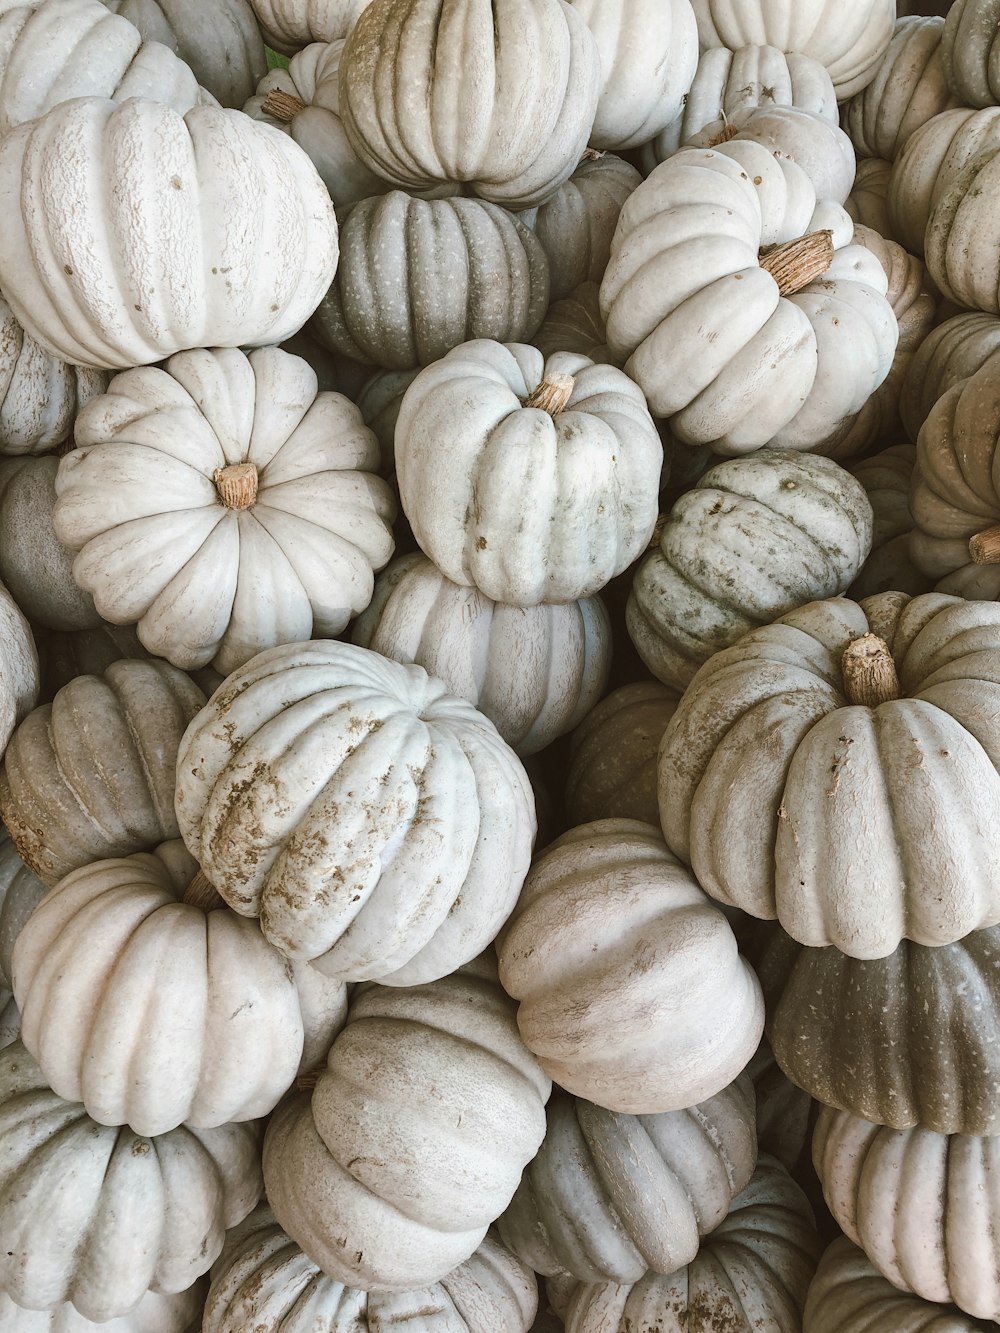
[748,1041,815,1175]
[0,578,39,758]
[887,105,991,256]
[534,282,610,362]
[204,1207,537,1331]
[498,1075,757,1283]
[750,920,1000,1135]
[0,1281,207,1332]
[846,154,894,236]
[0,827,46,990]
[249,0,369,51]
[941,0,1000,108]
[925,119,1000,314]
[262,956,550,1291]
[53,346,395,674]
[174,639,535,985]
[496,819,764,1114]
[901,313,1000,444]
[561,1155,822,1332]
[0,96,339,370]
[660,592,1000,956]
[849,444,931,598]
[0,1040,260,1321]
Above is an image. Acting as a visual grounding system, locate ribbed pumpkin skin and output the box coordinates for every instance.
[690,0,895,97]
[659,593,1000,958]
[562,1156,822,1333]
[0,1282,208,1333]
[846,155,893,236]
[249,0,369,52]
[887,106,991,257]
[0,1041,261,1322]
[849,444,931,598]
[842,16,958,162]
[942,0,1000,108]
[52,346,396,675]
[312,193,549,370]
[496,819,764,1115]
[0,827,47,990]
[534,282,610,362]
[748,1041,814,1175]
[0,97,339,371]
[352,552,611,756]
[498,1075,757,1284]
[0,579,38,757]
[103,0,267,106]
[814,1107,1000,1320]
[901,314,1000,444]
[262,958,551,1292]
[174,640,536,986]
[751,921,1000,1135]
[627,450,874,692]
[804,1237,992,1333]
[925,124,1000,314]
[204,1208,538,1332]
[339,0,601,209]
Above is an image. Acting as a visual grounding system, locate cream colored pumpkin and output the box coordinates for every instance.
[52,346,395,675]
[923,114,1000,314]
[174,640,536,986]
[901,313,1000,444]
[339,0,601,209]
[846,155,894,237]
[0,96,339,370]
[498,1075,757,1283]
[849,444,931,598]
[249,0,369,52]
[0,825,46,989]
[0,576,39,756]
[0,1040,260,1321]
[262,956,551,1291]
[941,0,1000,108]
[204,1209,538,1332]
[0,657,204,886]
[394,342,662,607]
[0,1283,207,1333]
[496,819,764,1114]
[887,106,988,257]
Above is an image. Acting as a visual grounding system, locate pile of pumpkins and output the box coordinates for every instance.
[4,0,1000,1328]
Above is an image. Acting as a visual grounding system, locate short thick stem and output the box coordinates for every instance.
[525,373,574,416]
[183,868,226,911]
[262,88,306,121]
[969,524,1000,565]
[842,633,900,707]
[214,462,258,510]
[759,230,835,296]
[708,119,740,146]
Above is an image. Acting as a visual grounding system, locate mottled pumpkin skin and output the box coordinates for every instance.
[901,315,1000,445]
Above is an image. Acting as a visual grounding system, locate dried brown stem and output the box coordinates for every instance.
[759,230,835,296]
[842,633,900,707]
[525,373,575,416]
[262,88,306,121]
[969,523,1000,565]
[214,462,258,510]
[183,868,226,911]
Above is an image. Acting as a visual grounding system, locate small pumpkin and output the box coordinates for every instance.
[886,106,989,257]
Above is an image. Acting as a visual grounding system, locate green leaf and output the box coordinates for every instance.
[265,46,290,70]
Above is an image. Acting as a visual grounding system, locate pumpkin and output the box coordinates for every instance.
[31,622,162,704]
[600,138,897,455]
[849,445,932,598]
[0,1040,261,1321]
[351,552,611,757]
[496,818,764,1114]
[804,1236,992,1333]
[748,1041,815,1175]
[262,955,551,1291]
[52,346,395,675]
[534,282,611,363]
[842,16,959,163]
[941,0,1000,108]
[886,106,989,257]
[846,155,894,237]
[243,40,387,210]
[0,657,205,886]
[0,986,20,1049]
[0,578,39,757]
[102,0,267,106]
[174,639,536,986]
[564,681,679,828]
[310,193,550,370]
[626,450,874,692]
[749,919,1000,1135]
[924,117,1000,314]
[689,0,895,98]
[497,1074,757,1283]
[0,297,109,457]
[0,826,47,990]
[901,313,1000,444]
[0,1283,207,1333]
[518,153,641,304]
[10,842,316,1136]
[353,367,420,478]
[204,1208,538,1332]
[813,1105,1000,1320]
[248,0,369,52]
[0,96,339,370]
[659,592,1000,957]
[568,0,698,152]
[394,342,662,606]
[560,1155,822,1333]
[338,0,601,209]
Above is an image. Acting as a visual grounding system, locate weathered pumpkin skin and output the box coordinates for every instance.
[496,819,764,1115]
[842,16,958,163]
[659,593,1000,957]
[814,1106,1000,1320]
[0,97,339,371]
[924,118,1000,314]
[0,826,46,990]
[749,919,1000,1135]
[690,0,895,97]
[262,956,551,1292]
[249,0,369,52]
[0,658,205,886]
[351,552,611,756]
[0,1282,208,1333]
[804,1236,993,1333]
[204,1208,538,1332]
[846,155,894,237]
[849,445,932,598]
[626,450,874,692]
[941,0,1000,109]
[561,1155,822,1333]
[0,1040,261,1322]
[102,0,267,106]
[174,640,536,986]
[339,0,602,210]
[886,106,989,257]
[497,1075,757,1284]
[901,314,1000,445]
[0,578,39,757]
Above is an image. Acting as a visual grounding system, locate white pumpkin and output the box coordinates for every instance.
[846,155,894,237]
[886,106,987,257]
[0,577,39,757]
[941,0,1000,108]
[249,0,369,52]
[901,311,1000,445]
[0,1283,206,1333]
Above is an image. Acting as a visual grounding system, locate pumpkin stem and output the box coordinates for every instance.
[184,868,226,911]
[759,230,835,296]
[969,524,1000,564]
[708,118,741,146]
[214,462,258,510]
[580,147,605,163]
[525,373,575,416]
[262,88,307,121]
[842,633,900,707]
